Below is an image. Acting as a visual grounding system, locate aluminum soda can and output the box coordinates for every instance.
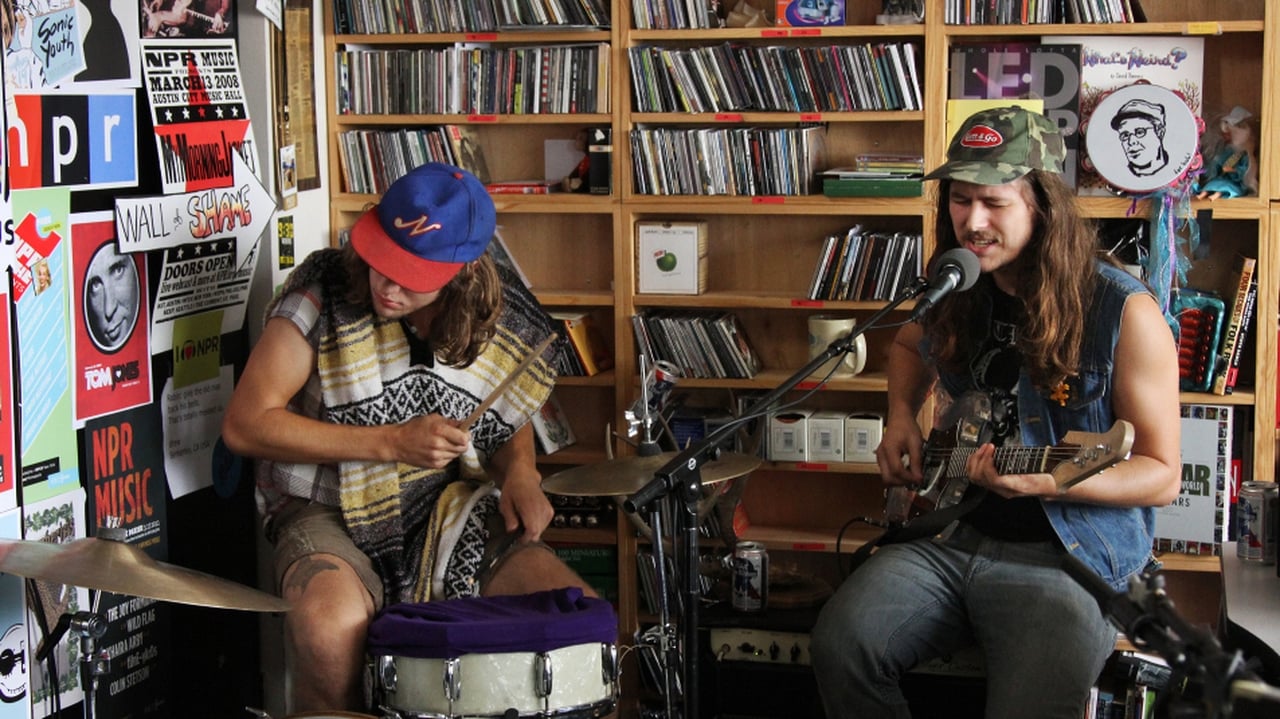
[731,541,768,612]
[1237,481,1278,564]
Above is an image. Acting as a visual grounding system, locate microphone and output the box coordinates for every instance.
[910,248,980,321]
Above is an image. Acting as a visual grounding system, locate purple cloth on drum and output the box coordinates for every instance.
[366,587,617,659]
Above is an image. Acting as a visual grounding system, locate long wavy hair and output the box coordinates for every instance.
[341,243,503,367]
[925,171,1104,391]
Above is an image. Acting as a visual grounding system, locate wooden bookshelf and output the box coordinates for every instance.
[323,2,1277,715]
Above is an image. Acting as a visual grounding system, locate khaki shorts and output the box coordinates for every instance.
[268,498,552,610]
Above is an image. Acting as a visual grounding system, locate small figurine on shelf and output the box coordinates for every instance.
[1194,105,1258,200]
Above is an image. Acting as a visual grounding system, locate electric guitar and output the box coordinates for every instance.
[888,392,1135,525]
[143,0,231,37]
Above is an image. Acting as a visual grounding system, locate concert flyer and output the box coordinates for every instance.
[138,38,258,194]
[85,406,171,718]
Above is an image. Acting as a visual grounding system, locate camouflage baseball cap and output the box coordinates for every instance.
[924,106,1066,184]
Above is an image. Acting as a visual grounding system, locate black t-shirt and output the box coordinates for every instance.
[959,289,1057,541]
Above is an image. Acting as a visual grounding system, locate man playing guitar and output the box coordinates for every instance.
[811,106,1182,718]
[143,0,230,38]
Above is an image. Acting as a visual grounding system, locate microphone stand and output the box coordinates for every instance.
[624,276,930,719]
[1063,553,1280,718]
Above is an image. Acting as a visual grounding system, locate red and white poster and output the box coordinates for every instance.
[138,38,258,195]
[71,212,152,425]
[0,287,15,514]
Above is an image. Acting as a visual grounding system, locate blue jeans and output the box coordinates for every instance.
[811,523,1117,718]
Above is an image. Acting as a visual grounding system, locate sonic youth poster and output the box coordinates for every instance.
[71,212,152,425]
[5,1,86,90]
[10,188,79,504]
[139,38,258,194]
[0,508,29,716]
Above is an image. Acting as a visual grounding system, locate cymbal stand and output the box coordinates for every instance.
[36,609,108,719]
[642,506,679,719]
[625,278,930,719]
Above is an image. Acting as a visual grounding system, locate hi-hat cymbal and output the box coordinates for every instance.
[0,537,290,613]
[543,452,761,497]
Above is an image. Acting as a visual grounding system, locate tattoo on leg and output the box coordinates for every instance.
[286,556,341,593]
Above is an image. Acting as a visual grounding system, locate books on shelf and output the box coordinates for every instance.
[1042,35,1204,196]
[332,0,609,35]
[551,311,614,377]
[943,0,1144,24]
[334,43,610,116]
[1211,254,1257,395]
[947,41,1080,186]
[1153,403,1232,556]
[627,41,922,114]
[805,226,922,302]
[487,228,532,289]
[631,310,761,380]
[486,180,559,194]
[630,125,827,196]
[531,393,577,455]
[445,125,491,184]
[821,177,922,198]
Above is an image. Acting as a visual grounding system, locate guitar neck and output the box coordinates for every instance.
[992,445,1055,476]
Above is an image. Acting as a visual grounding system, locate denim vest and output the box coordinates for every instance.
[933,262,1154,589]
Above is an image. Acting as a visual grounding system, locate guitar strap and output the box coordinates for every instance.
[844,487,988,573]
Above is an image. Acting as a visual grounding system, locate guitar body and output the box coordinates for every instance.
[888,391,1136,525]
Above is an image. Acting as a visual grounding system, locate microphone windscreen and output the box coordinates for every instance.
[934,248,981,291]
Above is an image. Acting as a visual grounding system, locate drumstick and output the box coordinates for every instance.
[459,334,556,431]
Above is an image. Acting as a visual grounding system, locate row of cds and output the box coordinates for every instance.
[630,125,826,196]
[336,43,610,116]
[630,0,719,30]
[630,41,923,114]
[332,0,610,34]
[806,228,923,303]
[337,127,463,195]
[944,0,1143,24]
[631,310,762,380]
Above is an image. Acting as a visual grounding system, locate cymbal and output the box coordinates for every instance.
[543,452,761,497]
[0,536,290,613]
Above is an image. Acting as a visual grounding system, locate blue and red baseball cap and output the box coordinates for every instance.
[350,162,496,293]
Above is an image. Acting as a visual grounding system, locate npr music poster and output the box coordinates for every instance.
[85,406,171,718]
[138,38,258,195]
[71,212,153,425]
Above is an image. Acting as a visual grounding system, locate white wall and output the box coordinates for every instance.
[235,4,333,715]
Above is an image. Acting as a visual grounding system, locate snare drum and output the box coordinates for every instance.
[367,587,618,719]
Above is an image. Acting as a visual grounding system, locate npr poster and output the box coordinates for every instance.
[139,38,258,194]
[85,406,171,718]
[71,212,152,425]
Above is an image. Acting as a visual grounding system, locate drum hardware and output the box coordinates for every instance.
[367,588,618,719]
[0,521,291,719]
[621,286,927,718]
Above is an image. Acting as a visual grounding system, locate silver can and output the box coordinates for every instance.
[731,541,768,612]
[1237,481,1278,564]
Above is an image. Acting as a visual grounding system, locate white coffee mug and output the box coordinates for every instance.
[807,315,867,378]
